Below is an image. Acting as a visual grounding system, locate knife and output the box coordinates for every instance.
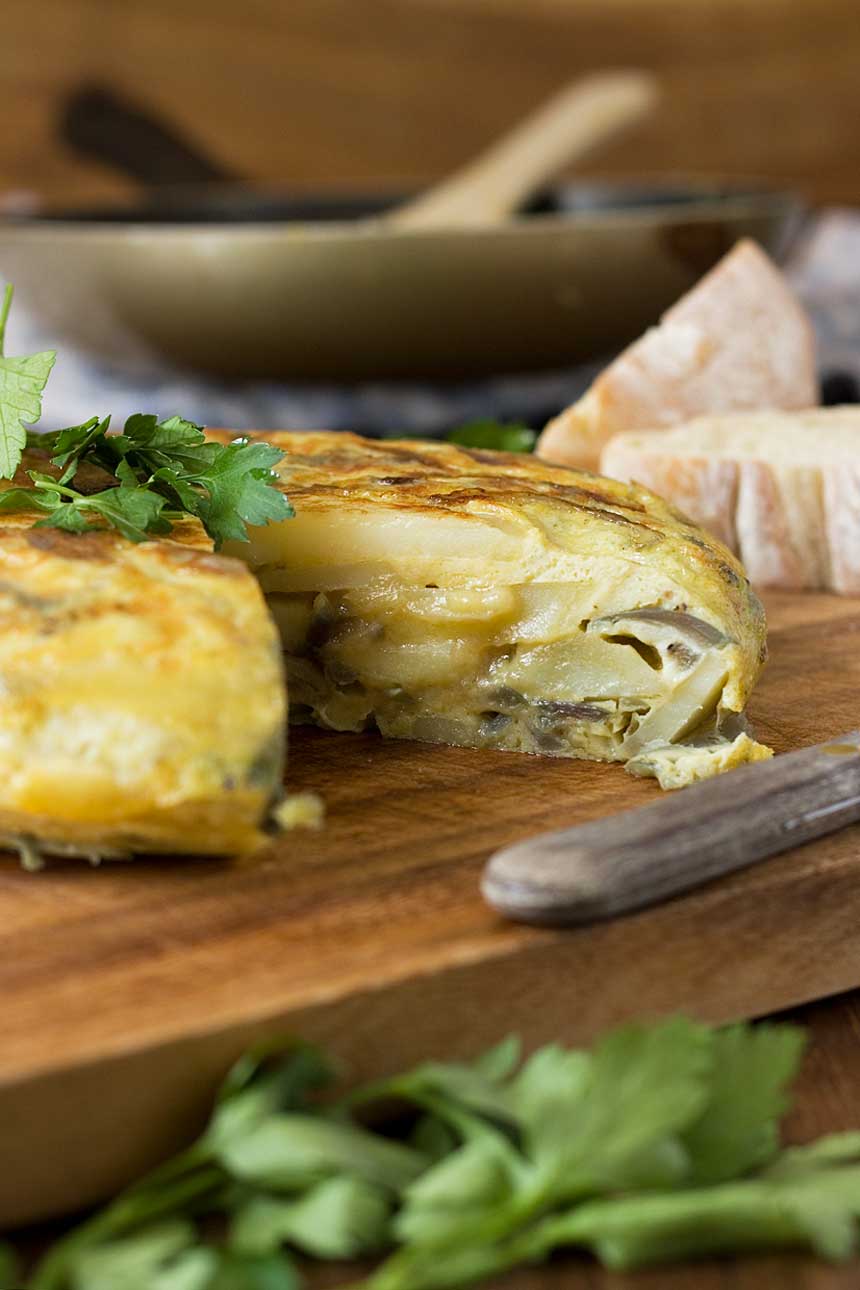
[482,733,860,926]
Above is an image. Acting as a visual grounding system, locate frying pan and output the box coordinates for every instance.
[0,78,803,381]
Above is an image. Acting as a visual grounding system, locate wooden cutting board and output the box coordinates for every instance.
[2,591,859,1229]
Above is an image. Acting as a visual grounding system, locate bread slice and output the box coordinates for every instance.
[601,406,860,594]
[537,239,818,472]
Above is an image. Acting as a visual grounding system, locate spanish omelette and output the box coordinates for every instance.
[0,432,772,863]
[216,432,771,790]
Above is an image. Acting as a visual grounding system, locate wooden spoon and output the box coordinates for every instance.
[482,734,860,926]
[390,71,659,229]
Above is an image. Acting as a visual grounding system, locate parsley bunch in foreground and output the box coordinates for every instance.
[16,1016,860,1290]
[0,285,292,547]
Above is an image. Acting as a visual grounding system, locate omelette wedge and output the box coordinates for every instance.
[217,432,770,789]
[0,453,286,862]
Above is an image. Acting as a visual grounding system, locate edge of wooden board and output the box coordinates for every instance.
[3,820,860,1228]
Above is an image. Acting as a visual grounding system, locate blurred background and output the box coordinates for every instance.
[1,0,859,432]
[4,0,860,206]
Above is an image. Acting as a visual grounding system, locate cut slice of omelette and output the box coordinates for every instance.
[215,431,771,789]
[0,452,286,863]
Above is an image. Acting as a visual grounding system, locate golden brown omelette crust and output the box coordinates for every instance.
[210,428,734,549]
[209,429,767,666]
[0,451,285,860]
[214,430,663,513]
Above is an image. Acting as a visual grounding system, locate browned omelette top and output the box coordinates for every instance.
[0,448,285,856]
[210,429,766,657]
[217,429,672,519]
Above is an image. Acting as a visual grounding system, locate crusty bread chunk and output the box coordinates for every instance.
[601,406,860,594]
[537,239,818,472]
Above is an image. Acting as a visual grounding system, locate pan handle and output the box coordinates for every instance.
[60,84,234,188]
[390,71,658,230]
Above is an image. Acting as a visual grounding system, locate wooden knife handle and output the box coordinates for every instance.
[481,734,860,926]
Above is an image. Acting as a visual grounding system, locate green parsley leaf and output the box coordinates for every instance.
[341,1037,521,1129]
[530,1165,860,1269]
[30,1157,226,1290]
[395,1139,518,1246]
[34,479,170,544]
[34,502,92,534]
[522,1017,713,1199]
[87,487,170,542]
[341,1038,529,1256]
[368,1020,714,1287]
[192,438,294,547]
[0,485,60,514]
[4,404,294,547]
[231,1175,391,1258]
[682,1022,806,1183]
[0,311,294,546]
[123,412,205,452]
[409,1114,458,1163]
[216,1042,332,1109]
[446,420,536,454]
[761,1130,860,1180]
[506,1043,590,1143]
[67,1220,217,1290]
[48,415,111,476]
[27,1017,860,1290]
[470,1035,522,1082]
[215,1114,426,1194]
[0,284,56,479]
[31,1049,329,1290]
[207,1249,302,1290]
[109,414,222,481]
[206,1044,333,1154]
[152,464,210,514]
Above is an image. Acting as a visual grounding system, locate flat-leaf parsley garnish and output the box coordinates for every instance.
[0,284,55,479]
[0,286,293,547]
[28,1016,860,1290]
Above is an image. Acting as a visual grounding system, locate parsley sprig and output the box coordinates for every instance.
[18,1016,860,1290]
[0,284,55,479]
[0,286,293,547]
[446,418,536,453]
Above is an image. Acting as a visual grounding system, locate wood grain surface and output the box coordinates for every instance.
[2,591,859,1229]
[3,0,860,207]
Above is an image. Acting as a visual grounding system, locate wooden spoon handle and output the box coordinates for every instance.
[391,71,658,230]
[482,734,860,927]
